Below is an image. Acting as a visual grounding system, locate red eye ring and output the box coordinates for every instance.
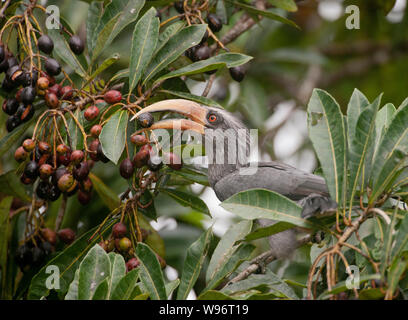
[208,114,217,122]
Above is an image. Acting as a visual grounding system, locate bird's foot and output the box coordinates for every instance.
[299,194,337,219]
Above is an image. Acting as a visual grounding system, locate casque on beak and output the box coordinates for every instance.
[130,99,207,134]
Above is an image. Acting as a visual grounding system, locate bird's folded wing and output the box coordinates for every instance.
[213,161,329,202]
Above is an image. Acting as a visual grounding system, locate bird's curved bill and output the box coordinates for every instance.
[130,99,207,134]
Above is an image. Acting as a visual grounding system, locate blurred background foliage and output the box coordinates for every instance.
[1,0,407,298]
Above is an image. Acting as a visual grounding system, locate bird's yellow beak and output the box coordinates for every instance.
[130,99,207,134]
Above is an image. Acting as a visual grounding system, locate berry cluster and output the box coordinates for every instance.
[15,227,75,272]
[99,222,165,272]
[174,1,247,82]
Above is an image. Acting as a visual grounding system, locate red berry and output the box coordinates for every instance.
[37,77,49,90]
[14,146,28,162]
[22,139,36,152]
[90,125,102,137]
[48,83,61,97]
[126,258,140,272]
[56,144,70,155]
[89,139,100,161]
[164,152,183,170]
[60,86,74,100]
[40,228,57,245]
[130,134,148,146]
[70,150,84,165]
[119,158,134,179]
[112,222,127,239]
[103,90,122,104]
[78,190,92,205]
[45,91,59,108]
[38,141,51,154]
[39,163,53,180]
[84,105,99,121]
[57,228,76,245]
[57,173,74,192]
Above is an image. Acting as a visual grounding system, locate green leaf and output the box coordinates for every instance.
[225,0,299,28]
[86,1,103,54]
[155,53,253,84]
[220,189,311,228]
[206,220,252,283]
[177,228,213,300]
[100,110,129,164]
[111,268,140,300]
[0,171,30,201]
[268,0,298,12]
[307,89,347,207]
[154,21,185,56]
[139,215,165,258]
[0,118,35,156]
[370,99,408,203]
[48,29,87,78]
[204,243,255,291]
[27,220,116,299]
[198,290,234,300]
[159,90,223,108]
[387,255,407,298]
[143,24,207,84]
[346,89,370,149]
[160,188,210,216]
[65,269,80,300]
[92,0,145,60]
[347,95,381,215]
[0,197,13,299]
[165,279,180,297]
[222,269,298,299]
[78,244,111,300]
[67,108,85,150]
[135,243,167,300]
[244,222,295,241]
[374,103,396,160]
[89,173,120,211]
[129,7,160,93]
[107,252,126,299]
[88,53,120,84]
[92,278,110,300]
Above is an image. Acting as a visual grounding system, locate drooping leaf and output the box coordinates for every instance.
[155,53,253,84]
[88,53,120,84]
[135,243,167,300]
[160,188,210,216]
[307,89,347,207]
[221,189,312,228]
[143,24,207,84]
[128,7,160,93]
[206,220,252,283]
[373,103,396,160]
[100,110,129,164]
[177,227,213,300]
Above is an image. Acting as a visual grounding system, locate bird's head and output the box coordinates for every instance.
[131,99,247,133]
[131,99,252,184]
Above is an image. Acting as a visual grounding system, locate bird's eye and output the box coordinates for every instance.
[208,114,217,122]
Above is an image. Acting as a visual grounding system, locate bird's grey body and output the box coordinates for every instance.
[133,99,337,258]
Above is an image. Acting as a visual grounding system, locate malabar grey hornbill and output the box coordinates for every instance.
[132,99,336,258]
